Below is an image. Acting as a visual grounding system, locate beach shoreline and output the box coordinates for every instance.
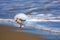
[0,24,47,40]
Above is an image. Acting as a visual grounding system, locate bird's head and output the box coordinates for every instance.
[14,13,28,21]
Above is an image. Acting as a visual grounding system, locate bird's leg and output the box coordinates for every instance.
[20,24,22,28]
[19,23,23,30]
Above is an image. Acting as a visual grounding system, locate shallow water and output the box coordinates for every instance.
[0,22,60,40]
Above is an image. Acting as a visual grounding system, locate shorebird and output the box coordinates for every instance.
[14,13,28,28]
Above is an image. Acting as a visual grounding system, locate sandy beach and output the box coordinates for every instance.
[0,24,47,40]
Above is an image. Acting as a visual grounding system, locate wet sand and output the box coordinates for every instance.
[0,24,47,40]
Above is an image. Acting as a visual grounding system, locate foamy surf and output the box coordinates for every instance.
[0,18,60,35]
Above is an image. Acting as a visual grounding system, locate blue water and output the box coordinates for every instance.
[0,0,60,40]
[0,0,60,19]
